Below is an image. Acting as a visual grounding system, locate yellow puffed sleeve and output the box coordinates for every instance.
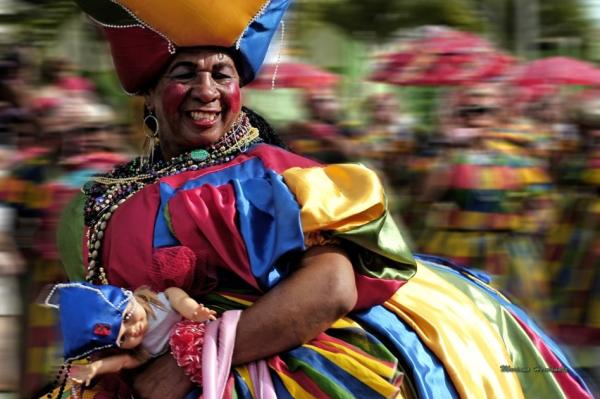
[282,164,386,233]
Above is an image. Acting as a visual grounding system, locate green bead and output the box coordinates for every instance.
[191,149,209,161]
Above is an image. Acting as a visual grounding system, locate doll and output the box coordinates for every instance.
[44,282,216,387]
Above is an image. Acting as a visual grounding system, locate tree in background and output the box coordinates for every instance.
[296,0,594,59]
[462,0,592,58]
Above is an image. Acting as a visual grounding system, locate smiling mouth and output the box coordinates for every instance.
[189,111,219,122]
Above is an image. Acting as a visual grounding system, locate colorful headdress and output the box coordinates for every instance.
[45,282,132,361]
[75,0,291,93]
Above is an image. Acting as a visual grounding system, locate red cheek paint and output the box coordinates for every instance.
[162,82,189,118]
[224,83,242,114]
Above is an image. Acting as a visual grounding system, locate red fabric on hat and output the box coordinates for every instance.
[102,26,175,93]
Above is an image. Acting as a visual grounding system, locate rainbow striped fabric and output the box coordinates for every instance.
[546,149,600,347]
[52,144,591,398]
[419,149,553,316]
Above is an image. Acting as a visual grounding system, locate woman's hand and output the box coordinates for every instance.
[131,354,193,399]
[232,245,357,365]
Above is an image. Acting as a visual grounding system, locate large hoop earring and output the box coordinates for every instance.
[142,113,159,168]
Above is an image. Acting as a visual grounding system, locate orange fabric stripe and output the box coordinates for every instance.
[117,0,268,46]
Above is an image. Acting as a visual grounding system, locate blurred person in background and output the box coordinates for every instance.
[285,87,357,163]
[0,97,69,398]
[417,83,553,319]
[545,96,600,386]
[0,52,29,392]
[478,84,558,239]
[0,48,40,393]
[0,90,130,397]
[38,57,95,101]
[362,92,416,216]
[526,94,580,168]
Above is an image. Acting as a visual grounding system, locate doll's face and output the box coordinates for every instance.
[117,297,148,349]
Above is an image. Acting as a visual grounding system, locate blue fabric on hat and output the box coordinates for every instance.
[236,0,291,85]
[58,282,132,361]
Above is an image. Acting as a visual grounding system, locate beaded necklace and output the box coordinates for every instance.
[82,112,262,284]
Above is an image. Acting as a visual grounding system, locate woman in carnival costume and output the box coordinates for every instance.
[49,1,592,398]
[418,83,554,320]
[545,96,600,386]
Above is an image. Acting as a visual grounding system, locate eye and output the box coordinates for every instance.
[124,310,133,322]
[171,71,196,80]
[212,71,231,81]
[169,65,196,81]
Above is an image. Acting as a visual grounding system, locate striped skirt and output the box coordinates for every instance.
[45,258,591,399]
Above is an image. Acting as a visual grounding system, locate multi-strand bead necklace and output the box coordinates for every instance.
[83,112,261,284]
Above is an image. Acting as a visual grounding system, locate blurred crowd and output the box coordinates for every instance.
[0,44,600,397]
[0,48,133,397]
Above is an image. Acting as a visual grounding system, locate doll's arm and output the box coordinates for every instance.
[165,286,217,322]
[70,353,143,386]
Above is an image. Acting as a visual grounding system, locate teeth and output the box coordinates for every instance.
[190,111,218,122]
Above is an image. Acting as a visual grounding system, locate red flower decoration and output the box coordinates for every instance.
[93,323,111,336]
[170,320,206,385]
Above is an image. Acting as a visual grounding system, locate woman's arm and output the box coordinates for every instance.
[233,245,357,364]
[132,245,357,398]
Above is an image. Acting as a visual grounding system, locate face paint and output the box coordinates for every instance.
[147,49,242,159]
[224,83,242,123]
[162,82,189,120]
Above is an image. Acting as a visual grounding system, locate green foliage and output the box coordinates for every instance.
[307,0,482,41]
[468,0,593,57]
[298,0,594,58]
[6,0,78,45]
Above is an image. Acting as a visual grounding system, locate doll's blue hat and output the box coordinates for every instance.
[45,282,133,361]
[74,0,291,93]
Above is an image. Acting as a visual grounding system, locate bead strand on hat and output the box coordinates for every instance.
[101,2,177,55]
[271,20,285,90]
[83,112,261,284]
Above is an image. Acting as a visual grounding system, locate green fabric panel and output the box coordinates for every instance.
[57,193,86,282]
[327,326,397,364]
[426,263,568,399]
[200,291,254,313]
[334,211,416,281]
[164,205,175,236]
[283,356,354,399]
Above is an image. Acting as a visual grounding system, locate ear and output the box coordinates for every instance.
[143,91,155,113]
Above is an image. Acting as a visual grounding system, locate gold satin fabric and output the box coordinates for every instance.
[282,164,386,233]
[386,262,525,399]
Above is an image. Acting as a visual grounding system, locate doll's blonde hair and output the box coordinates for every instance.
[133,286,166,320]
[129,286,167,361]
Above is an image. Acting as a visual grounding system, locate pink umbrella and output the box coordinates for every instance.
[372,51,513,86]
[370,26,509,86]
[510,56,600,86]
[247,62,341,90]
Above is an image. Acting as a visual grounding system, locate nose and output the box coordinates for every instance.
[190,72,219,103]
[127,324,138,337]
